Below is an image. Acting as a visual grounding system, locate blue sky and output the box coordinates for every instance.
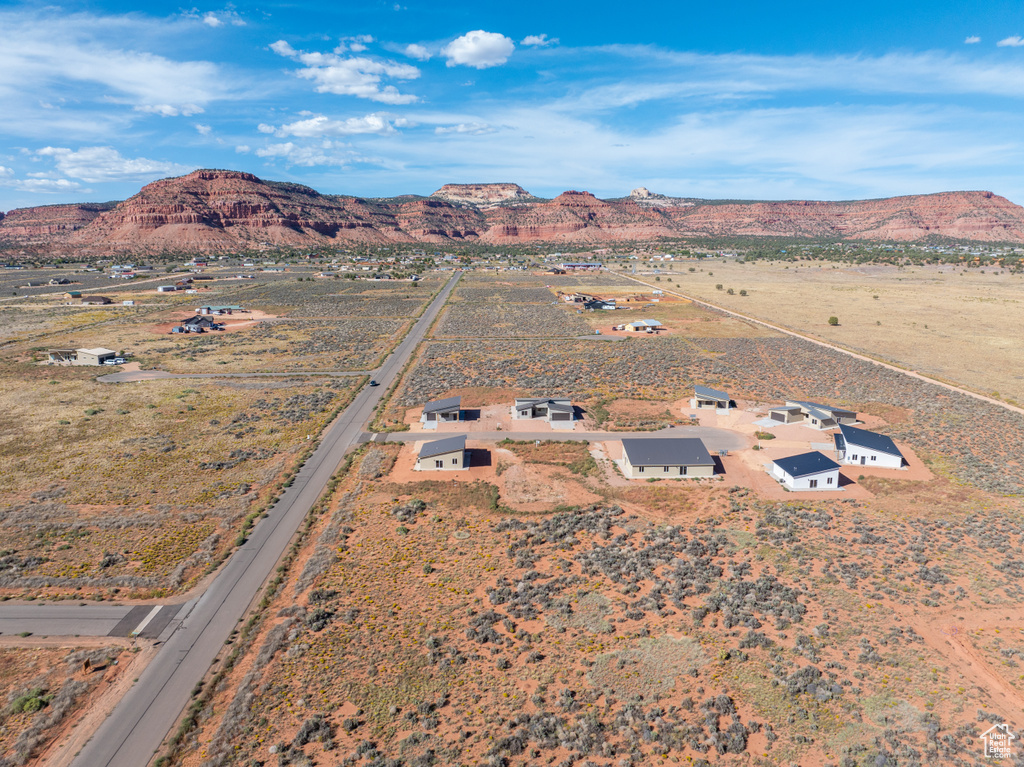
[2,0,1024,210]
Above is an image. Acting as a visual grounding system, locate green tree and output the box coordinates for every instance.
[828,316,839,326]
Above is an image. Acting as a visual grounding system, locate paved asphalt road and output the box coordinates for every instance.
[66,272,462,767]
[0,604,180,639]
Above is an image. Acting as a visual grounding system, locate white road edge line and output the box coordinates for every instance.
[129,606,162,637]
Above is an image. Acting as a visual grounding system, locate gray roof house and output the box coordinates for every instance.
[416,435,467,471]
[512,398,575,429]
[421,396,462,429]
[768,400,856,430]
[834,424,906,469]
[620,438,715,479]
[770,451,841,491]
[691,385,733,410]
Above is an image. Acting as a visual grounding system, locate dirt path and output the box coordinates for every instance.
[618,272,1024,418]
[38,642,162,767]
[910,611,1024,724]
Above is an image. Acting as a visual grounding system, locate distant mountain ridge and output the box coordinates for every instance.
[1,169,1023,254]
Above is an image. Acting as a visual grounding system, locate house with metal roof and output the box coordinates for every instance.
[75,347,118,366]
[421,396,462,429]
[767,400,856,430]
[512,398,575,429]
[691,385,733,411]
[620,438,715,479]
[416,435,467,471]
[834,424,905,469]
[623,319,663,332]
[770,451,841,490]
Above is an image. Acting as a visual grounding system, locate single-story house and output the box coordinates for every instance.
[768,400,856,430]
[157,285,178,293]
[75,347,118,366]
[47,349,78,363]
[63,291,82,299]
[80,295,112,305]
[620,438,715,479]
[834,424,906,469]
[122,300,135,307]
[624,319,663,332]
[545,267,566,275]
[512,398,575,425]
[198,305,244,315]
[691,385,733,410]
[771,452,841,490]
[49,278,71,285]
[421,396,462,429]
[416,435,467,471]
[182,315,220,331]
[584,299,617,311]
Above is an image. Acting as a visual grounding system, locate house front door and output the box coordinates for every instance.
[860,456,866,465]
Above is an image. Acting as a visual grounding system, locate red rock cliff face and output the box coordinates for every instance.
[4,171,1024,255]
[0,202,117,243]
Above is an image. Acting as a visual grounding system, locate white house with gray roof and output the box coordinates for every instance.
[834,424,906,469]
[620,438,715,479]
[420,396,462,429]
[690,385,733,411]
[512,398,575,429]
[416,436,467,471]
[770,451,841,490]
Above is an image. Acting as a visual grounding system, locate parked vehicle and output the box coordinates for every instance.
[369,380,379,387]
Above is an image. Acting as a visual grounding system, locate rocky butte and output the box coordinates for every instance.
[2,169,1023,255]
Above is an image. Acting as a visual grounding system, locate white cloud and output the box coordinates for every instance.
[254,141,368,167]
[404,44,431,61]
[134,104,204,117]
[260,113,408,138]
[997,35,1024,47]
[269,40,297,57]
[442,30,515,69]
[0,166,12,178]
[965,36,981,44]
[522,34,557,47]
[271,41,420,104]
[235,145,250,153]
[35,146,191,183]
[434,122,497,135]
[202,12,222,27]
[0,9,231,122]
[195,123,212,135]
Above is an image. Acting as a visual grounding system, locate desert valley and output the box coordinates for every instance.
[0,171,1020,767]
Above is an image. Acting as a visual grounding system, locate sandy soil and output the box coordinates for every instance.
[38,642,161,767]
[149,309,276,335]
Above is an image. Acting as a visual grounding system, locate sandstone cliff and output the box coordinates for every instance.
[3,170,1023,255]
[431,183,535,206]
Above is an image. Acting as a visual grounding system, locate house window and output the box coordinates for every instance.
[680,466,687,475]
[850,454,857,461]
[452,457,458,465]
[809,479,818,488]
[637,466,645,473]
[434,459,443,468]
[827,476,833,485]
[871,455,876,461]
[663,466,670,473]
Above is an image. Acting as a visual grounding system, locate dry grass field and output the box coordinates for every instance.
[174,439,1024,767]
[625,260,1024,405]
[0,362,360,598]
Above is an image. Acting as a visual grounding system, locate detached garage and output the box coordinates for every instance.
[620,438,715,479]
[416,435,467,471]
[771,452,841,491]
